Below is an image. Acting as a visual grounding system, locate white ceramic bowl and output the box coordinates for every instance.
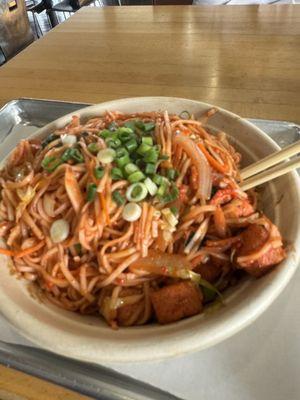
[0,97,299,363]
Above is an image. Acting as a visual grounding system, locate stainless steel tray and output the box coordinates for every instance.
[0,98,299,400]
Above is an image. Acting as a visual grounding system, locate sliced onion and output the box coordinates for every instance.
[97,148,116,164]
[131,250,191,276]
[43,194,56,218]
[122,202,142,222]
[173,132,212,199]
[61,134,77,146]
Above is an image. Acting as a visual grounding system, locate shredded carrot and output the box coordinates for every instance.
[14,240,45,259]
[0,248,14,256]
[100,193,110,226]
[197,142,228,174]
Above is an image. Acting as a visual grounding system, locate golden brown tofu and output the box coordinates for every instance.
[236,223,285,277]
[150,281,203,324]
[194,261,222,283]
[116,288,149,326]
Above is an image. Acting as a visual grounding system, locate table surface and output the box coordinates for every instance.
[0,4,299,399]
[1,5,300,122]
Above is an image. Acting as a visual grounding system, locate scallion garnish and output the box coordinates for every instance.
[94,167,105,179]
[61,148,84,163]
[142,136,153,146]
[41,156,62,172]
[170,206,179,216]
[111,167,124,180]
[145,163,156,175]
[143,148,159,163]
[124,163,139,176]
[98,129,112,139]
[167,168,178,181]
[87,143,99,154]
[144,177,158,196]
[106,137,122,149]
[87,183,97,202]
[125,138,138,153]
[128,170,145,183]
[153,174,164,186]
[126,182,148,202]
[137,143,152,156]
[116,153,131,168]
[112,190,126,206]
[97,148,116,164]
[143,122,155,132]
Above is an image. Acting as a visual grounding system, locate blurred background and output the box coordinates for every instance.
[0,0,299,66]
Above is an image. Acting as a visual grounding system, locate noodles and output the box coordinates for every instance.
[0,109,286,328]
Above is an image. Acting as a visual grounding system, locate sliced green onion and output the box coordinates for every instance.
[116,154,131,168]
[61,148,84,163]
[99,129,112,139]
[123,120,136,131]
[128,171,145,183]
[126,182,148,202]
[153,174,164,186]
[145,163,156,175]
[72,148,84,163]
[97,148,116,164]
[87,183,97,202]
[41,156,62,172]
[157,182,168,197]
[117,126,134,139]
[112,190,125,206]
[170,206,179,216]
[137,143,152,156]
[94,167,105,179]
[116,147,129,158]
[135,120,145,130]
[143,122,156,132]
[124,163,139,176]
[87,143,99,154]
[143,148,159,163]
[125,138,138,153]
[144,177,158,196]
[108,121,118,132]
[167,168,178,181]
[61,148,72,162]
[142,136,153,146]
[162,207,178,227]
[122,202,142,222]
[106,137,121,149]
[160,184,179,203]
[111,167,124,180]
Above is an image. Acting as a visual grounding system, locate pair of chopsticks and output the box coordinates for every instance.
[240,140,300,191]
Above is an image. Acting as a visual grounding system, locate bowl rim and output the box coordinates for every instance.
[0,96,299,363]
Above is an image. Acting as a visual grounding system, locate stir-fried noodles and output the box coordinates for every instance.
[0,109,286,327]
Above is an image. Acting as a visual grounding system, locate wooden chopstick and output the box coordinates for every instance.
[240,140,300,180]
[240,156,300,191]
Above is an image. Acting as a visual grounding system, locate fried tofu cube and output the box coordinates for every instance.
[150,281,203,324]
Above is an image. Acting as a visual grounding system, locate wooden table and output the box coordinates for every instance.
[0,5,299,399]
[0,5,300,122]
